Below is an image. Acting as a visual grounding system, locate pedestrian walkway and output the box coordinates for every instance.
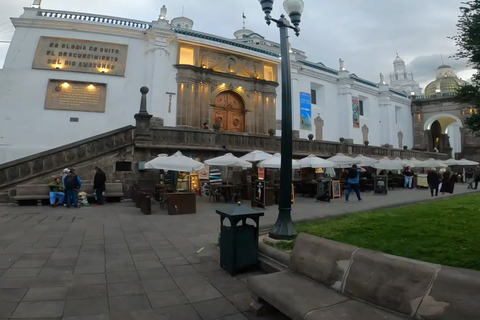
[0,186,475,319]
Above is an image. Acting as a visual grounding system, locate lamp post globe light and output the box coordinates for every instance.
[258,0,304,240]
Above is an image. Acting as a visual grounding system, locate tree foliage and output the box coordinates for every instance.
[451,1,480,131]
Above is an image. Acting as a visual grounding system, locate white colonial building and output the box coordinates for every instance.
[0,4,414,164]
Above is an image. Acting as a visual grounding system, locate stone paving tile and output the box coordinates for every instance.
[106,271,140,283]
[146,289,189,308]
[23,286,68,301]
[10,300,65,318]
[220,314,249,320]
[160,257,190,267]
[11,260,47,269]
[0,301,18,318]
[109,294,152,313]
[44,258,77,267]
[0,288,27,301]
[67,284,107,299]
[107,281,145,296]
[141,278,178,293]
[166,265,198,277]
[1,268,41,278]
[181,283,223,303]
[62,315,109,320]
[74,265,105,275]
[192,297,239,320]
[134,259,163,271]
[137,268,169,281]
[72,274,106,286]
[63,298,109,317]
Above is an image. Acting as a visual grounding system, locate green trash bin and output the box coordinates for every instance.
[216,202,264,276]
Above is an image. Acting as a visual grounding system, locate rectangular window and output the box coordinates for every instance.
[115,161,132,172]
[179,47,195,65]
[264,65,274,81]
[311,89,317,105]
[359,100,364,116]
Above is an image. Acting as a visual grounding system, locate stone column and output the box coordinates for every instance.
[134,87,153,144]
[315,115,324,141]
[378,83,394,146]
[424,130,432,152]
[337,67,355,140]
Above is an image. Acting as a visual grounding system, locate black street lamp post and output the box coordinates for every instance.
[258,0,304,240]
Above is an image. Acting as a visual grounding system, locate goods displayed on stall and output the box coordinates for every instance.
[209,169,222,185]
[144,151,204,215]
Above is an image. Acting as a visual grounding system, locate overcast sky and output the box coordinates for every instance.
[0,0,474,89]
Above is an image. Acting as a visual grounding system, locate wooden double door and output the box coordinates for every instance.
[213,91,245,132]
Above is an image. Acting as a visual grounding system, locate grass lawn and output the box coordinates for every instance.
[278,194,480,271]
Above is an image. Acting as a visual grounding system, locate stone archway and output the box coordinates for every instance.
[212,91,245,132]
[423,113,463,156]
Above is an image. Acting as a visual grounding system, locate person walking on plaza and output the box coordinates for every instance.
[427,168,440,197]
[345,164,366,202]
[93,166,106,205]
[474,165,480,189]
[465,168,475,189]
[403,166,414,189]
[48,177,64,206]
[440,167,456,195]
[64,168,82,208]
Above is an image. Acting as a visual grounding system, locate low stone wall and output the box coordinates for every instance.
[268,233,479,320]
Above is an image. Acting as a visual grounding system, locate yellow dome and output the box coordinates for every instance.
[424,77,466,95]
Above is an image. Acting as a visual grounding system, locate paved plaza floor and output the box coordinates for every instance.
[0,185,476,319]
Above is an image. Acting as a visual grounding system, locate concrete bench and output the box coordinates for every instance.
[248,233,480,320]
[13,184,51,206]
[248,233,412,320]
[14,182,124,205]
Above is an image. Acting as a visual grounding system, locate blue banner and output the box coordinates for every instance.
[300,92,312,130]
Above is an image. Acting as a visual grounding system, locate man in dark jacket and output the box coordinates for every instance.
[474,165,480,189]
[93,166,107,205]
[427,168,440,197]
[64,168,82,208]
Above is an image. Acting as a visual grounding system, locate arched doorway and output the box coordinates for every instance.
[212,91,245,132]
[424,113,463,157]
[431,120,442,150]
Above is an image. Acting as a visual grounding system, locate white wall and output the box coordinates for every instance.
[0,25,153,163]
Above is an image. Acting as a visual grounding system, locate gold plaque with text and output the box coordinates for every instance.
[33,37,128,76]
[45,80,107,113]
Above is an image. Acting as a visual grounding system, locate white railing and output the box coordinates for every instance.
[37,10,152,30]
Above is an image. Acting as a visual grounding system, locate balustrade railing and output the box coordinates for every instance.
[37,10,152,30]
[148,127,445,160]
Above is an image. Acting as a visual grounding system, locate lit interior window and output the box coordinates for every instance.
[179,47,195,65]
[264,65,274,81]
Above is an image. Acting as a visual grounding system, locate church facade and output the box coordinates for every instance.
[0,5,414,164]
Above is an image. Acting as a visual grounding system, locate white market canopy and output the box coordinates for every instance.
[204,153,252,168]
[240,150,272,162]
[408,158,426,167]
[298,155,335,168]
[421,158,446,168]
[144,151,204,173]
[355,154,379,167]
[394,157,412,167]
[373,157,404,170]
[441,158,459,166]
[327,153,361,168]
[258,153,301,169]
[456,158,480,166]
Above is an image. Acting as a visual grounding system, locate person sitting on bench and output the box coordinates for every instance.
[49,177,65,207]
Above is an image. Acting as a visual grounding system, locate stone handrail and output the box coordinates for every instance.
[36,9,152,30]
[0,126,134,191]
[147,126,447,160]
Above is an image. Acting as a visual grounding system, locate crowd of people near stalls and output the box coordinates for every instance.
[47,167,107,208]
[341,164,480,198]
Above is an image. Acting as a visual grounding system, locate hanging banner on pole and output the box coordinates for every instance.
[300,92,312,130]
[352,96,360,128]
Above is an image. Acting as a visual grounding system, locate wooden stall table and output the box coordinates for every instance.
[164,192,196,215]
[220,185,242,202]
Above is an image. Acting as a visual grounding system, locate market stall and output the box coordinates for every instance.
[145,151,204,215]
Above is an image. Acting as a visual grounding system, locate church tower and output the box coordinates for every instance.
[389,53,422,96]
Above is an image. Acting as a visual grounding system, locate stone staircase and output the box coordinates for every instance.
[0,126,135,202]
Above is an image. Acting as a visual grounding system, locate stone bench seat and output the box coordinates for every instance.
[248,271,407,320]
[14,182,124,205]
